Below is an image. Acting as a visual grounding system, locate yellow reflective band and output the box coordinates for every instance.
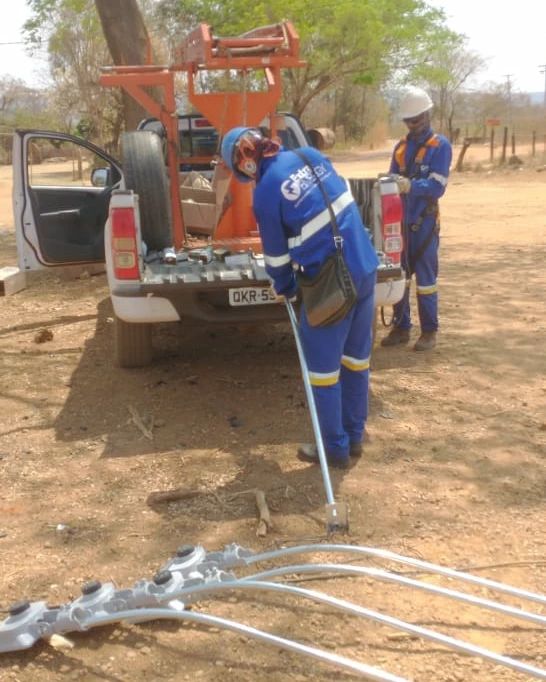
[430,171,448,187]
[265,252,291,267]
[309,370,340,387]
[417,283,438,295]
[341,355,370,372]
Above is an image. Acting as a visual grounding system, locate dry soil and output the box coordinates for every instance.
[0,143,545,682]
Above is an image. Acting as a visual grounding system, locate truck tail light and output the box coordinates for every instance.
[111,206,140,280]
[380,189,403,266]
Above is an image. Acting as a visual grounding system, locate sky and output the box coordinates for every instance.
[0,2,49,87]
[1,0,545,94]
[427,0,546,94]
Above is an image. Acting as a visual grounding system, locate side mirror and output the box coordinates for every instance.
[91,167,111,187]
[307,128,336,151]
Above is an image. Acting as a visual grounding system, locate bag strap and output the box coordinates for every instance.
[293,149,343,250]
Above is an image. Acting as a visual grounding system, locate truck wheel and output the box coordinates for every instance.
[121,130,172,251]
[115,316,153,368]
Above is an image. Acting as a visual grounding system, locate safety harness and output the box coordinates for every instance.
[395,133,440,276]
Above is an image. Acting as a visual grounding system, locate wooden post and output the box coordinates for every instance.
[532,131,536,157]
[455,137,472,172]
[501,126,508,163]
[511,131,516,155]
[489,127,495,163]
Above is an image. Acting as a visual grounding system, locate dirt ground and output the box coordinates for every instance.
[0,142,545,682]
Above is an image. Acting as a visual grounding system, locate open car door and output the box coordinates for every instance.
[12,130,122,271]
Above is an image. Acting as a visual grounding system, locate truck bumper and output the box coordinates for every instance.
[112,269,406,324]
[112,293,180,323]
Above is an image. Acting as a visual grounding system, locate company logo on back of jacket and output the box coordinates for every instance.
[280,162,329,202]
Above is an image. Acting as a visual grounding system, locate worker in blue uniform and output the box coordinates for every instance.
[221,127,378,469]
[381,86,452,351]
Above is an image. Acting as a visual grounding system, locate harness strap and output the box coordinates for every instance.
[395,133,438,177]
[396,133,440,276]
[406,204,439,276]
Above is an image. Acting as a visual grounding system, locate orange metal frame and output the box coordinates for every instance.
[99,22,304,250]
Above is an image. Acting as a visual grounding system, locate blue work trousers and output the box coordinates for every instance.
[299,272,376,459]
[394,219,439,332]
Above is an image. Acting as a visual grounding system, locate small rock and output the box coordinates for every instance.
[34,328,53,344]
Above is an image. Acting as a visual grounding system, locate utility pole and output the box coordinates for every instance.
[503,74,513,127]
[540,65,546,106]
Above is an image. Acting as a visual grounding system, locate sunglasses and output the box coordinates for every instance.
[403,113,426,126]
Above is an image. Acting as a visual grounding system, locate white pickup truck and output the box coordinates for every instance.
[12,113,405,367]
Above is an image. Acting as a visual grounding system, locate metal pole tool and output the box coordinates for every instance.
[286,300,349,533]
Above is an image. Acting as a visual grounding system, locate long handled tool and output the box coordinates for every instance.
[285,300,349,533]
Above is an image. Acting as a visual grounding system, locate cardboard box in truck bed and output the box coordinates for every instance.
[180,170,231,235]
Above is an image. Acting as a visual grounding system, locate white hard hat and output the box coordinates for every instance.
[399,86,433,119]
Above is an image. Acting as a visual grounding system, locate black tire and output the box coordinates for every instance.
[115,316,153,368]
[121,131,172,251]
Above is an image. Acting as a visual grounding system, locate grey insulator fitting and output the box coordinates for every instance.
[81,580,102,596]
[153,570,172,586]
[8,601,30,617]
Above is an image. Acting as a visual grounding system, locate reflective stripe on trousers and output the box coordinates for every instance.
[299,272,376,458]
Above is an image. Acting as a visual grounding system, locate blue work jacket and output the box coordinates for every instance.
[389,126,452,226]
[253,147,378,298]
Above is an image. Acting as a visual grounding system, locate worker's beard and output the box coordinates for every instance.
[406,112,431,139]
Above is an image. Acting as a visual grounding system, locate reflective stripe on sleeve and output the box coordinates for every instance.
[288,190,353,248]
[264,252,291,268]
[341,354,370,372]
[416,283,438,295]
[308,369,340,387]
[429,172,448,187]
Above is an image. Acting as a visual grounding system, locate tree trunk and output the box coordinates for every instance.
[95,0,155,130]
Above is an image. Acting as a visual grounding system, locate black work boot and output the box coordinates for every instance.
[349,442,363,458]
[414,331,437,351]
[349,429,371,458]
[380,327,410,347]
[297,444,350,470]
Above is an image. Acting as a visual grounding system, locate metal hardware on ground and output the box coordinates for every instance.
[1,541,545,680]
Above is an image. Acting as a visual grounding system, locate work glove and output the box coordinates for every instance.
[392,174,411,194]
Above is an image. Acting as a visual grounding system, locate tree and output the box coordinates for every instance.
[24,0,158,144]
[94,0,157,130]
[411,35,486,138]
[24,0,123,143]
[24,0,464,143]
[152,0,455,119]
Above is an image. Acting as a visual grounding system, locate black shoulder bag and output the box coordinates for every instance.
[293,150,357,327]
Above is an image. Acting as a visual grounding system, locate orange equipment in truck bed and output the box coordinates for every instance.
[99,22,305,250]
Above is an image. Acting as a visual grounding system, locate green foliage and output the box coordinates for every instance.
[23,0,122,145]
[153,0,457,118]
[21,0,468,144]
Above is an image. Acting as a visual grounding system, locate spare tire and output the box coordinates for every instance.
[121,130,172,251]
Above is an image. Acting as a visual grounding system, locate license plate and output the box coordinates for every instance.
[228,287,277,306]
